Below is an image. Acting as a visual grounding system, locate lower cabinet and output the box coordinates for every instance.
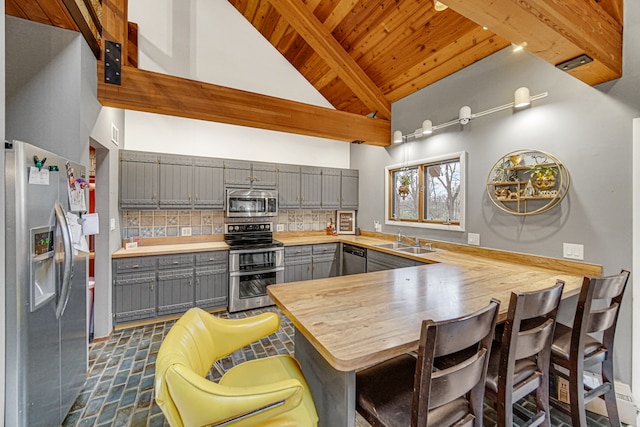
[284,246,313,283]
[284,244,339,282]
[113,250,228,325]
[195,251,228,309]
[366,249,422,272]
[312,243,339,279]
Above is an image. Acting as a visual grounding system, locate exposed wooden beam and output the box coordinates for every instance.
[267,0,392,120]
[97,63,391,147]
[102,0,128,63]
[442,0,623,85]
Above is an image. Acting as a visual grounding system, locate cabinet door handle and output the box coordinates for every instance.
[151,284,154,291]
[132,264,139,269]
[172,261,179,265]
[188,280,192,287]
[195,193,199,200]
[188,193,191,200]
[152,192,156,200]
[196,279,200,286]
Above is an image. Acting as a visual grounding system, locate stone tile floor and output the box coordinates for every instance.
[62,307,617,426]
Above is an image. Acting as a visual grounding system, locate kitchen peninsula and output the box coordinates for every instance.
[266,233,599,427]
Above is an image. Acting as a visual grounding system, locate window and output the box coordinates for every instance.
[386,152,465,231]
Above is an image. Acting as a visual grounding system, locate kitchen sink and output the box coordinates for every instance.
[374,242,412,249]
[396,246,439,255]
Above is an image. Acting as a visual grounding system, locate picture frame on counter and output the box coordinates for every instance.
[337,210,356,234]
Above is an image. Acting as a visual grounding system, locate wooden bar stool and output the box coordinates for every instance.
[550,270,629,426]
[484,281,564,427]
[356,299,499,427]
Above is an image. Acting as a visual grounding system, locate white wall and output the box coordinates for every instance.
[126,0,349,167]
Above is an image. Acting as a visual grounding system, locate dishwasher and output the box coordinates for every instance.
[342,244,367,275]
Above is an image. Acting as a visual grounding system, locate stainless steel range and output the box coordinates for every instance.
[225,222,284,312]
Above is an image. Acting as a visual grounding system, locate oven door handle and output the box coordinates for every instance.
[229,267,284,277]
[229,247,284,255]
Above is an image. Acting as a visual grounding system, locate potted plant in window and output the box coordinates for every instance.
[398,173,411,199]
[527,164,558,190]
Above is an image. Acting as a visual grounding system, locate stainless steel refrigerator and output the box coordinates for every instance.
[5,140,88,426]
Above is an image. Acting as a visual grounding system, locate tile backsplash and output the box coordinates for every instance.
[122,210,337,239]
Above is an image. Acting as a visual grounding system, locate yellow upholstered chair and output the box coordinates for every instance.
[155,307,318,427]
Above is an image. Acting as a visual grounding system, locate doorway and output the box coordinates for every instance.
[89,139,113,340]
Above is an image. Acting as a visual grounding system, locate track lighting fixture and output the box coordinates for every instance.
[391,87,547,143]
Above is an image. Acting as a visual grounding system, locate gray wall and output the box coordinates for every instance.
[89,108,124,338]
[352,2,639,383]
[5,17,120,342]
[1,3,7,423]
[5,17,100,164]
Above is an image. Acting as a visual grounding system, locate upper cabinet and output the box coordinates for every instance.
[341,169,359,210]
[300,167,322,209]
[119,151,159,209]
[159,154,194,209]
[277,164,302,209]
[223,160,251,188]
[224,160,278,189]
[119,150,358,211]
[321,168,341,209]
[194,157,224,209]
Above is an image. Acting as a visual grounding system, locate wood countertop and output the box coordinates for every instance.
[268,258,587,372]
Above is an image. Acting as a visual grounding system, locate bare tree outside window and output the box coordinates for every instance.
[387,153,464,229]
[391,168,418,220]
[424,161,460,223]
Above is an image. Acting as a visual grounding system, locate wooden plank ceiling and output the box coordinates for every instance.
[6,0,623,147]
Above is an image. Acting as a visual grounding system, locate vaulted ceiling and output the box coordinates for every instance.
[6,0,623,146]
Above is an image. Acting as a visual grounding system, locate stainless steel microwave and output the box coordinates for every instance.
[226,189,278,218]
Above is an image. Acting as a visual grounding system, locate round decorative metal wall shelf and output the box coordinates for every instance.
[486,149,570,215]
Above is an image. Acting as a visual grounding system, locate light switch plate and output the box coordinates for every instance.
[110,218,116,231]
[563,243,584,260]
[468,233,480,246]
[181,227,192,237]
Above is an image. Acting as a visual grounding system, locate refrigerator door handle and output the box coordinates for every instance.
[54,201,74,319]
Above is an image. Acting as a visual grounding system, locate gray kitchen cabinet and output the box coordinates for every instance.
[159,154,194,209]
[157,268,195,316]
[119,151,159,209]
[157,254,196,315]
[284,244,338,282]
[277,164,302,209]
[284,245,313,283]
[301,167,322,209]
[252,162,278,188]
[312,243,339,279]
[113,250,229,324]
[340,169,359,210]
[194,251,228,309]
[224,160,252,188]
[112,257,157,324]
[321,168,342,209]
[194,157,225,209]
[366,249,423,272]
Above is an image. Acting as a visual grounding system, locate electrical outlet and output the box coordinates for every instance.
[276,224,284,232]
[181,227,192,237]
[110,218,116,231]
[468,233,480,246]
[563,243,584,260]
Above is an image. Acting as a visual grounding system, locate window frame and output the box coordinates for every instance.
[385,151,466,232]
